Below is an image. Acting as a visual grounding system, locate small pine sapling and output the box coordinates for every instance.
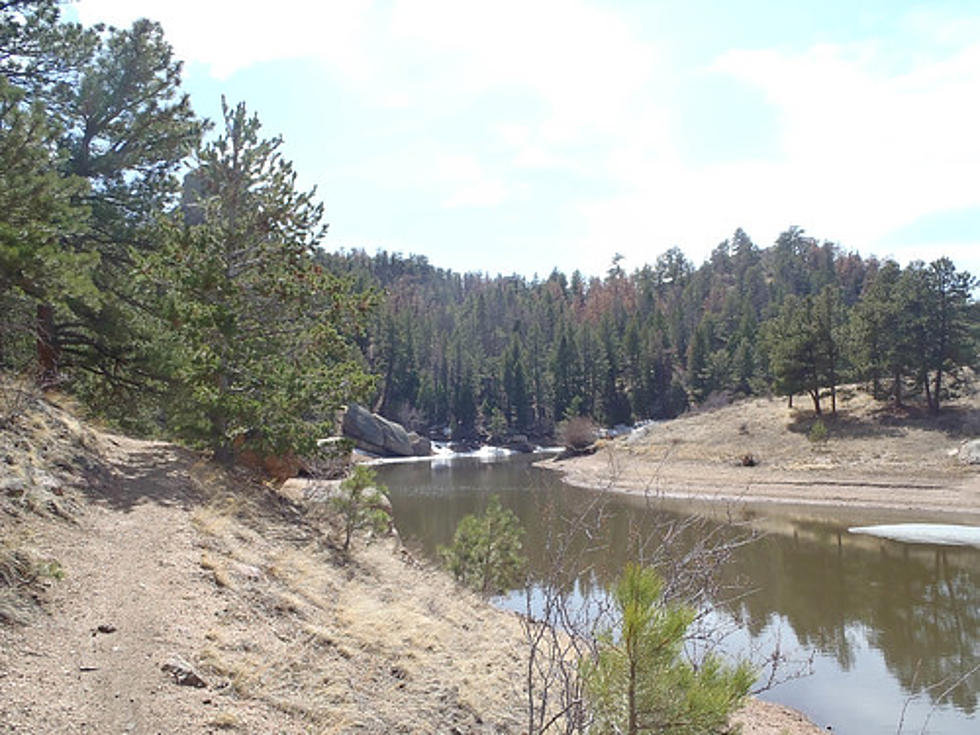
[333,465,390,553]
[583,563,754,735]
[439,495,526,595]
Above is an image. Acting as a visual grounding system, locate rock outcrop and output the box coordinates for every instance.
[501,434,534,453]
[959,439,980,465]
[294,478,393,514]
[341,404,432,457]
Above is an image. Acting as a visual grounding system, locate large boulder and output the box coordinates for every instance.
[501,434,534,453]
[342,404,431,457]
[408,431,432,456]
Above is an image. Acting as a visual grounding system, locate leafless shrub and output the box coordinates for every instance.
[699,390,733,412]
[307,438,354,480]
[521,491,613,734]
[558,417,597,452]
[896,660,980,735]
[0,374,39,428]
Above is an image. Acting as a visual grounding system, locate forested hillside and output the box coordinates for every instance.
[323,229,978,440]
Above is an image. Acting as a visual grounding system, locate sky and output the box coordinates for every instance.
[68,1,980,280]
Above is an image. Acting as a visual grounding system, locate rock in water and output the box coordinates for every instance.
[341,404,431,457]
[408,431,432,456]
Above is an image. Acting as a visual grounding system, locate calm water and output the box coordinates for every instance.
[378,453,979,735]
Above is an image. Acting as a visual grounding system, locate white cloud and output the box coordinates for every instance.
[74,1,377,80]
[73,1,980,277]
[387,0,660,137]
[434,154,509,208]
[73,0,666,197]
[710,39,980,251]
[568,29,980,275]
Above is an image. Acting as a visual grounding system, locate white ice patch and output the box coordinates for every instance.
[849,524,980,548]
[361,442,538,467]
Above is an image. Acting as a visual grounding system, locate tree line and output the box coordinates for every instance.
[325,225,977,439]
[0,1,374,458]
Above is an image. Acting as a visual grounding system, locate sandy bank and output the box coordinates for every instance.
[540,391,980,523]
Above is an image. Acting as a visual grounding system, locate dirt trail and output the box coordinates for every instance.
[1,419,531,734]
[0,436,231,733]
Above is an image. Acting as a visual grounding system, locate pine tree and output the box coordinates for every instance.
[503,338,533,431]
[763,295,813,410]
[550,328,580,421]
[584,563,753,735]
[15,16,203,400]
[0,77,89,370]
[812,285,846,414]
[921,258,976,413]
[439,495,526,596]
[135,99,374,458]
[333,465,390,554]
[849,260,904,402]
[686,318,712,404]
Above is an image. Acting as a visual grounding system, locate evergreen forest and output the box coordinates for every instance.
[325,232,978,441]
[0,1,374,457]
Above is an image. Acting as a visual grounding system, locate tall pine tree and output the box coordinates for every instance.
[136,99,374,458]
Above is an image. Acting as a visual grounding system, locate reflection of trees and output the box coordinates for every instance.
[723,530,859,669]
[383,458,980,714]
[867,547,978,713]
[690,522,979,715]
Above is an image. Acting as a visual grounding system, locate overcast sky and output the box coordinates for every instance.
[70,1,980,279]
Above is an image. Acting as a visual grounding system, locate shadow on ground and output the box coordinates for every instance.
[786,401,980,440]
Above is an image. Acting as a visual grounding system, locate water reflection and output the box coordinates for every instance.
[379,455,980,733]
[725,528,979,715]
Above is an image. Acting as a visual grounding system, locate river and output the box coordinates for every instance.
[376,452,979,735]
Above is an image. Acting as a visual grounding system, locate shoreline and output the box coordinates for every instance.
[534,391,980,526]
[538,448,980,526]
[550,454,978,511]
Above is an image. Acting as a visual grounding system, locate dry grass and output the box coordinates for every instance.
[547,385,980,530]
[0,532,65,625]
[0,375,37,429]
[209,711,241,730]
[0,549,35,625]
[624,387,980,475]
[183,466,527,733]
[0,378,109,625]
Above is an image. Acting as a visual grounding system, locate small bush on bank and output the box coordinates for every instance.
[333,466,390,554]
[559,416,597,452]
[439,496,526,596]
[808,419,828,443]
